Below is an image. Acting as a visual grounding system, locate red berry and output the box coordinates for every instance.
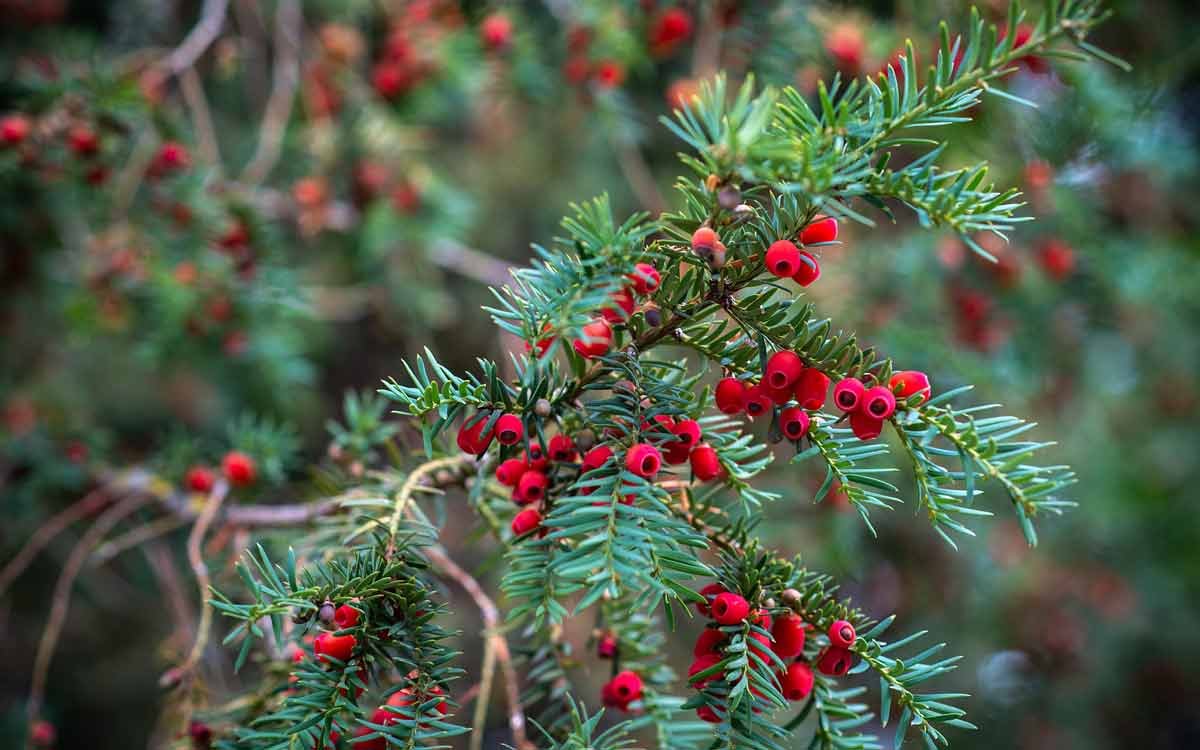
[889,370,931,405]
[1037,239,1075,281]
[29,720,56,747]
[828,619,856,648]
[188,720,212,745]
[625,442,662,478]
[515,471,548,504]
[780,661,815,701]
[523,443,549,471]
[573,318,613,359]
[691,227,718,253]
[669,419,702,450]
[496,458,529,487]
[334,604,360,629]
[816,646,854,676]
[694,627,727,657]
[743,384,773,419]
[494,413,524,445]
[597,632,618,658]
[688,653,722,687]
[548,434,577,462]
[861,386,896,420]
[564,56,590,84]
[581,445,614,472]
[68,125,99,156]
[314,632,356,663]
[1,115,30,146]
[849,411,883,440]
[602,670,643,710]
[710,592,750,624]
[222,451,257,485]
[457,415,496,454]
[602,287,636,323]
[696,705,721,723]
[779,407,811,441]
[832,378,866,412]
[511,507,542,536]
[793,368,830,411]
[695,582,727,616]
[771,613,808,659]
[792,251,821,286]
[630,262,661,295]
[186,465,216,493]
[799,216,838,245]
[690,443,722,481]
[650,7,694,51]
[593,60,625,89]
[372,61,414,99]
[480,12,513,51]
[764,350,804,390]
[663,441,691,465]
[154,141,190,173]
[765,240,801,278]
[764,381,793,405]
[714,377,746,414]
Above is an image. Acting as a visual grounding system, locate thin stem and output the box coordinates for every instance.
[0,487,109,597]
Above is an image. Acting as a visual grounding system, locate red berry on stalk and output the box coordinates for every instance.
[794,368,830,410]
[372,61,414,99]
[496,458,529,487]
[457,415,495,454]
[480,12,513,51]
[524,443,549,471]
[314,631,356,663]
[581,444,614,472]
[833,378,866,412]
[1037,238,1076,281]
[817,646,854,676]
[779,407,811,441]
[30,720,56,747]
[515,471,548,505]
[597,632,618,658]
[765,240,802,278]
[154,141,190,173]
[691,227,718,253]
[511,507,542,536]
[548,434,577,462]
[494,413,524,445]
[792,251,821,286]
[889,370,931,404]
[765,350,804,390]
[669,419,702,450]
[862,386,896,420]
[625,442,663,478]
[714,377,747,414]
[602,287,636,323]
[186,465,216,493]
[694,627,727,657]
[800,216,838,245]
[573,318,612,359]
[630,262,661,295]
[780,661,815,701]
[695,582,727,616]
[849,411,884,440]
[828,619,856,648]
[602,670,643,710]
[222,451,257,485]
[1,115,30,146]
[649,7,694,53]
[690,443,722,481]
[710,592,750,624]
[688,653,722,687]
[743,384,773,419]
[334,604,360,629]
[188,720,212,746]
[68,125,99,156]
[771,613,808,659]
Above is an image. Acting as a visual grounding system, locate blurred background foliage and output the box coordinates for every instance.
[1,0,1198,748]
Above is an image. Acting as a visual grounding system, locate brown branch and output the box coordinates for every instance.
[161,0,231,76]
[159,480,230,693]
[239,0,302,185]
[27,493,146,723]
[90,515,190,566]
[0,487,109,598]
[179,68,221,167]
[610,133,668,215]
[424,543,533,750]
[430,239,515,288]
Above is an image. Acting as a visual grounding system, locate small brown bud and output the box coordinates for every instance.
[327,442,344,462]
[434,469,453,485]
[319,601,336,623]
[534,398,552,417]
[733,203,754,221]
[718,185,741,210]
[781,588,803,608]
[575,429,596,451]
[644,307,662,327]
[349,460,364,477]
[705,174,720,192]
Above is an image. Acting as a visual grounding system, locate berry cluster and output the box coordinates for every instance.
[686,584,860,722]
[184,450,258,492]
[714,352,932,442]
[690,215,838,284]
